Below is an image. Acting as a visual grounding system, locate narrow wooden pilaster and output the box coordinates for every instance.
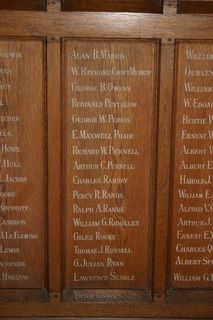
[47,37,62,302]
[154,41,175,301]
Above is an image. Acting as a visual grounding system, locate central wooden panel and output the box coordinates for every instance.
[63,39,158,295]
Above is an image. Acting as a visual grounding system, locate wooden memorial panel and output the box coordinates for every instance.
[63,39,158,301]
[178,0,213,14]
[61,0,163,13]
[0,39,47,300]
[0,0,46,11]
[169,41,213,291]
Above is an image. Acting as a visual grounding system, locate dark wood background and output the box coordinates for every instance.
[0,0,213,319]
[61,0,163,13]
[178,0,213,13]
[0,0,46,11]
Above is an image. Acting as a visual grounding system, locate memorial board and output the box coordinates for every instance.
[0,39,47,291]
[63,39,158,293]
[169,41,213,289]
[1,0,213,317]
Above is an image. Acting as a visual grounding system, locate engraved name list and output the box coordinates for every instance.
[64,39,158,290]
[0,40,46,289]
[170,41,213,288]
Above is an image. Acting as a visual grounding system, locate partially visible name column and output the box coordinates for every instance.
[64,40,158,290]
[0,40,46,288]
[170,41,213,288]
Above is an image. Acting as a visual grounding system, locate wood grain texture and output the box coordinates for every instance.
[163,0,178,15]
[47,39,62,302]
[0,0,46,11]
[0,12,213,40]
[168,41,213,291]
[0,39,47,299]
[178,0,213,13]
[1,300,213,317]
[63,289,152,302]
[1,3,213,319]
[63,39,159,295]
[61,0,163,13]
[154,43,175,298]
[9,319,212,320]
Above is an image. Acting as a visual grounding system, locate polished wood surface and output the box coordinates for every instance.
[63,39,158,295]
[169,40,213,290]
[0,39,47,301]
[61,0,163,13]
[0,11,213,39]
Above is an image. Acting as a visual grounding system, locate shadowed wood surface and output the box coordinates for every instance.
[178,0,213,13]
[0,39,47,301]
[61,0,163,13]
[0,0,46,11]
[10,318,212,320]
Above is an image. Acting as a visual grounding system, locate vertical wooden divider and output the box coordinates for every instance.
[47,0,61,302]
[154,0,177,301]
[154,41,175,300]
[47,39,61,302]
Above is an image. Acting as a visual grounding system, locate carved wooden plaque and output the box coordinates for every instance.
[0,39,46,291]
[169,41,213,289]
[63,39,158,294]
